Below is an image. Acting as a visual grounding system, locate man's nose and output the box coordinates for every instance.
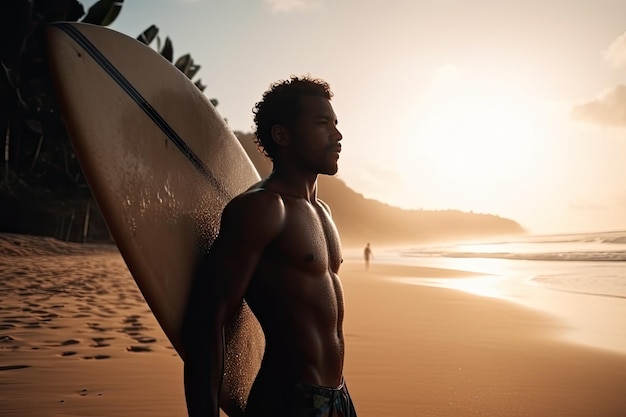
[334,125,343,141]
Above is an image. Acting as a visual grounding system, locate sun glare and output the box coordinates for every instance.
[398,66,547,209]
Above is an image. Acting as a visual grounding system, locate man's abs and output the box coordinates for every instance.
[246,267,345,386]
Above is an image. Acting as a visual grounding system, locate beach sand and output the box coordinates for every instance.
[341,261,626,417]
[1,235,625,416]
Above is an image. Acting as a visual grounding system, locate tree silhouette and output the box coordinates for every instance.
[0,0,215,241]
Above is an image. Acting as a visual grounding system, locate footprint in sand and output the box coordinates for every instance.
[90,337,114,347]
[38,313,59,321]
[60,351,77,357]
[60,339,80,346]
[123,315,141,323]
[3,317,26,323]
[87,322,110,332]
[72,388,103,397]
[120,316,148,335]
[126,345,152,353]
[82,355,110,360]
[0,365,30,371]
[134,336,156,344]
[76,388,102,397]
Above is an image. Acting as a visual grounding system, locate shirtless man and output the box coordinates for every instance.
[363,243,373,270]
[182,76,356,417]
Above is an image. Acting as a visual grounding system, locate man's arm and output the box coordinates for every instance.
[182,190,285,417]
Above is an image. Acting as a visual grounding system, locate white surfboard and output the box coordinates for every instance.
[46,22,264,417]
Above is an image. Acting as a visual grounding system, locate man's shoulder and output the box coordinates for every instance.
[228,188,285,213]
[222,188,286,230]
[216,189,286,243]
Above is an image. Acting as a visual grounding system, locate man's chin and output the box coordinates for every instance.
[320,165,339,176]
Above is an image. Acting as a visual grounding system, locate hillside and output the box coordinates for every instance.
[235,132,525,246]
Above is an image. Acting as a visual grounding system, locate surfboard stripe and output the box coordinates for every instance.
[52,22,231,199]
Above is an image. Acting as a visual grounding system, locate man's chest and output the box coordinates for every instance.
[275,201,343,274]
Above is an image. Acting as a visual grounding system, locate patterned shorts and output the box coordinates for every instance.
[289,378,357,417]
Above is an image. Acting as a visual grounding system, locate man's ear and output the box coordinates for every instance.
[271,125,290,146]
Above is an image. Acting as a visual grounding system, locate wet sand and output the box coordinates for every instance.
[341,261,626,417]
[1,234,625,416]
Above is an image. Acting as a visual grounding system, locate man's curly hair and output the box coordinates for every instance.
[253,75,333,161]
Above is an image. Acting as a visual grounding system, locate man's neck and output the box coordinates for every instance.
[267,167,319,202]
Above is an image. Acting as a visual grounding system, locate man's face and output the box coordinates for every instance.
[287,96,343,175]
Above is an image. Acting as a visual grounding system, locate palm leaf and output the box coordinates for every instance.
[81,0,123,26]
[160,36,173,62]
[137,24,159,45]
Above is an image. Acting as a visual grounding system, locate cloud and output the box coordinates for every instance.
[571,84,626,127]
[603,31,626,68]
[571,31,626,128]
[264,0,319,13]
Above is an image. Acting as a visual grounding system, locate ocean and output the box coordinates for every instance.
[356,230,626,355]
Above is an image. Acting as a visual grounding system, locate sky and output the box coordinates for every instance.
[80,0,626,234]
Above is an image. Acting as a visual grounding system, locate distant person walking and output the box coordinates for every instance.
[364,243,373,270]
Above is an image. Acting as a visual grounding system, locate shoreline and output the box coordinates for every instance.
[339,259,626,417]
[360,258,626,356]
